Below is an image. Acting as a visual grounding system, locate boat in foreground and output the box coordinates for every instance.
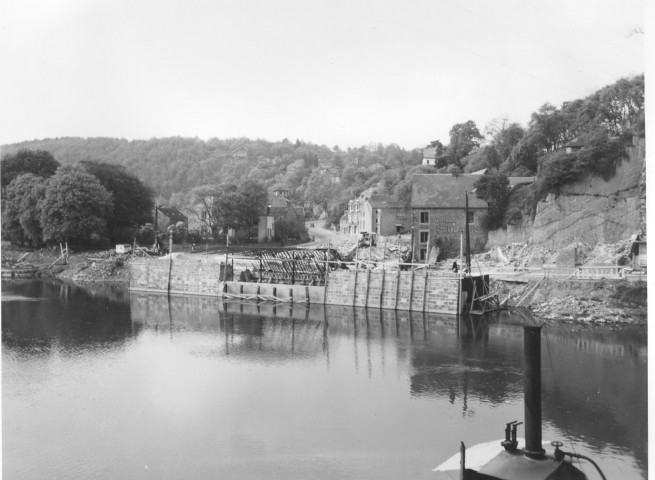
[433,323,606,480]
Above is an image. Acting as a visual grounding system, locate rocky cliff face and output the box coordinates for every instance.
[530,136,645,249]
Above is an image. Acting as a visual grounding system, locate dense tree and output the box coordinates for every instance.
[529,103,567,152]
[2,174,39,244]
[237,180,269,229]
[596,74,644,134]
[205,181,269,238]
[273,218,302,243]
[303,171,336,213]
[190,185,223,239]
[447,120,483,165]
[539,129,629,187]
[474,170,510,229]
[80,161,154,243]
[9,174,47,246]
[485,118,525,162]
[40,166,114,246]
[506,133,541,175]
[1,149,60,189]
[210,184,241,235]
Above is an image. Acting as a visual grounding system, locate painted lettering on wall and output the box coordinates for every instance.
[430,212,479,236]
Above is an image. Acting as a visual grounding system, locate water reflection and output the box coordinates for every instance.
[128,290,647,473]
[2,280,133,353]
[2,281,648,480]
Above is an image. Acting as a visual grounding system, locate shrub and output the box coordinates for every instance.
[539,130,629,188]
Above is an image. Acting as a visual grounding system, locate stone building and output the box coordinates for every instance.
[410,174,489,261]
[340,193,409,237]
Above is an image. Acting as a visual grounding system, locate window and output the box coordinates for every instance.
[419,231,429,243]
[396,212,406,219]
[467,211,475,224]
[420,211,429,224]
[419,248,427,261]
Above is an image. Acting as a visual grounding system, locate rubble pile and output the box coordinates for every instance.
[527,279,646,324]
[311,239,412,265]
[57,252,132,283]
[488,243,559,268]
[580,239,632,266]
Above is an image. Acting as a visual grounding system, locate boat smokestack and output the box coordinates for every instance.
[523,325,545,457]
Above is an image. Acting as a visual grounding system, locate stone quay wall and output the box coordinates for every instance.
[325,270,461,314]
[130,257,225,296]
[130,258,463,315]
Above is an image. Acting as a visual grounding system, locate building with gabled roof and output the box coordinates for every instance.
[422,146,438,166]
[411,173,489,261]
[155,206,188,232]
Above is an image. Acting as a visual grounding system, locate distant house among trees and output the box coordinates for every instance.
[258,189,306,242]
[422,146,437,166]
[181,206,210,238]
[230,145,248,160]
[155,206,188,231]
[563,137,585,154]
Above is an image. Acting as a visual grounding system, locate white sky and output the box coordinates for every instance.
[0,0,646,149]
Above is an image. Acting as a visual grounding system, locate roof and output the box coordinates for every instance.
[230,145,247,154]
[470,168,487,175]
[368,194,404,209]
[411,174,489,209]
[423,147,437,159]
[157,206,187,222]
[564,137,585,148]
[508,176,536,187]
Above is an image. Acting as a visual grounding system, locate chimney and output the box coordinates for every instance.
[523,325,545,457]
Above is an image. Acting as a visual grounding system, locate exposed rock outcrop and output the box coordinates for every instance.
[531,136,645,249]
[489,136,645,250]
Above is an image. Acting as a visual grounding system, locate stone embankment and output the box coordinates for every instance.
[3,239,646,324]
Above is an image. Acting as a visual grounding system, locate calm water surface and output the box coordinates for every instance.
[2,280,647,479]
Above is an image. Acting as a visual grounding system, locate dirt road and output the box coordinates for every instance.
[301,222,344,247]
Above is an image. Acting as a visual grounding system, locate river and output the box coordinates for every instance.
[2,279,647,479]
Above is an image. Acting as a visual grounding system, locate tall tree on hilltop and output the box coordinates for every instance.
[596,74,644,134]
[529,103,567,152]
[447,120,483,166]
[485,118,525,163]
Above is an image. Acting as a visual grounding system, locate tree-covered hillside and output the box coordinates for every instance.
[1,136,424,224]
[2,74,643,229]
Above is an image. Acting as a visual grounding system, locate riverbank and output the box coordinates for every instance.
[493,277,647,324]
[2,244,646,324]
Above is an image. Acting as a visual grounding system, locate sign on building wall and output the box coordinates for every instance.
[415,209,487,258]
